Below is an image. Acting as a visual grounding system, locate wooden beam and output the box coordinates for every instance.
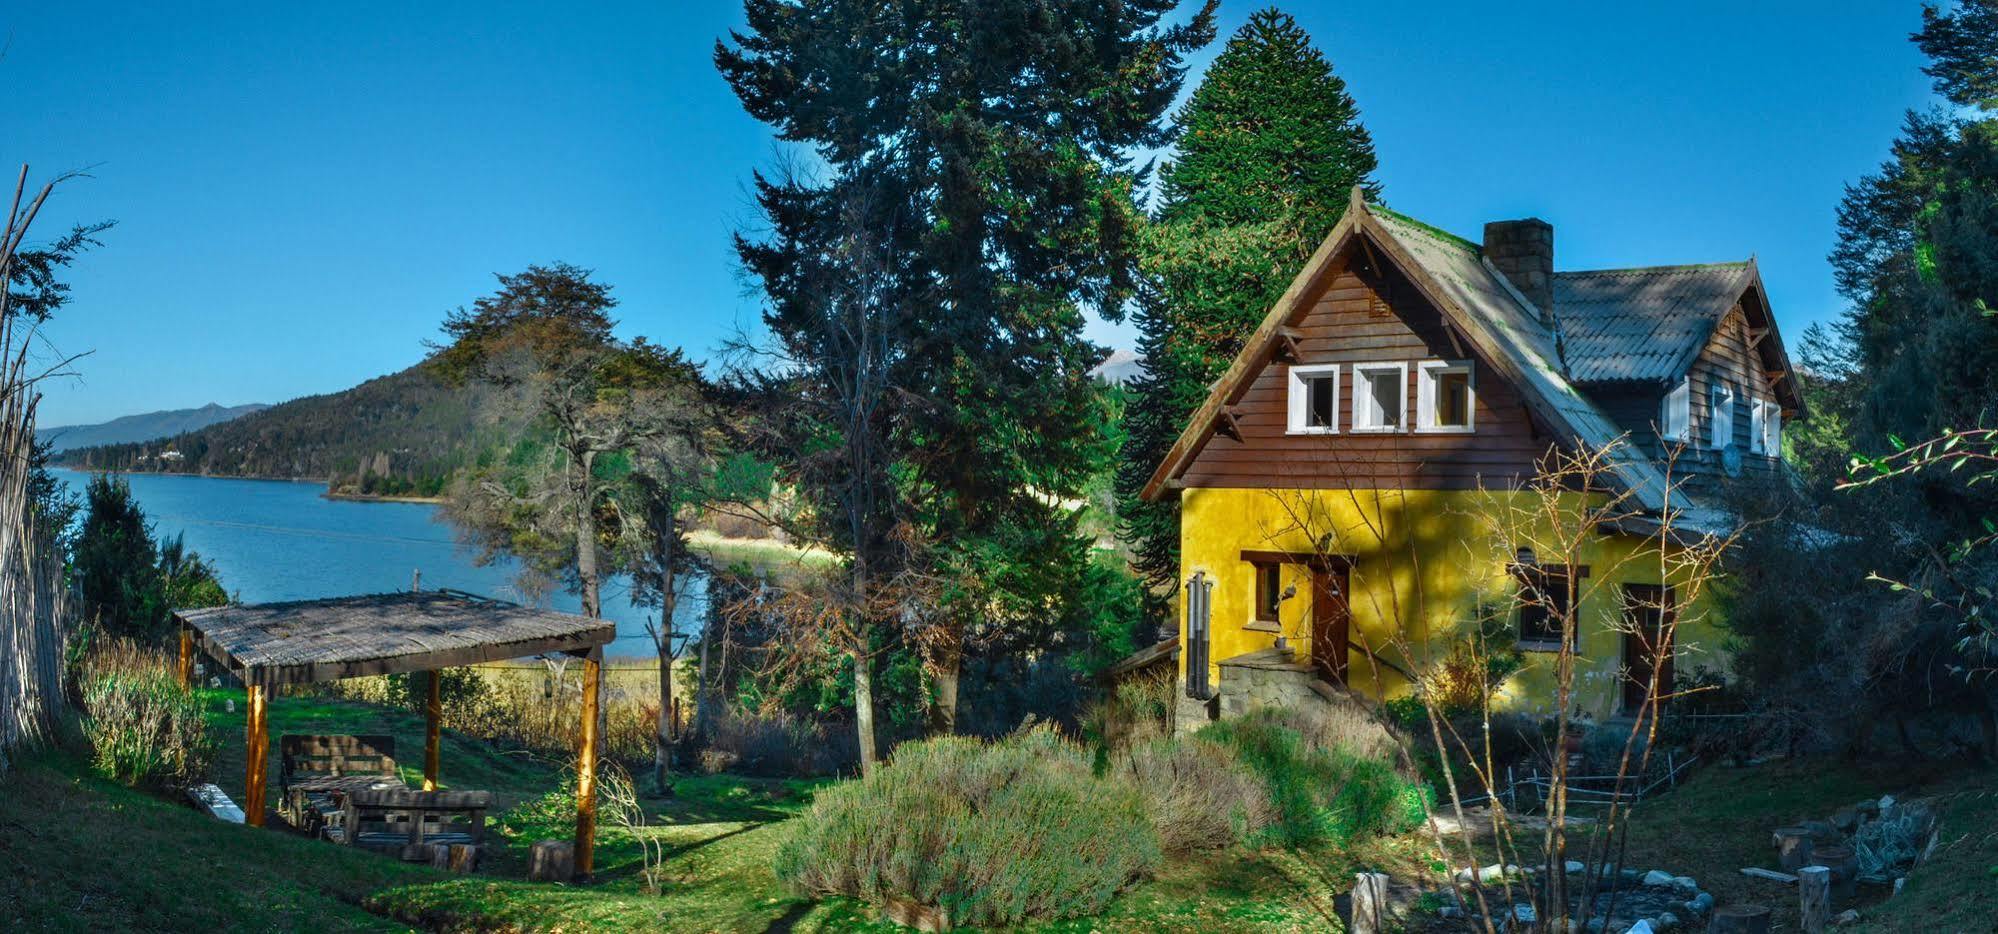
[423,671,442,791]
[1746,326,1770,351]
[572,648,603,881]
[1766,369,1788,388]
[177,627,193,689]
[1273,326,1303,363]
[1216,408,1244,443]
[245,682,268,828]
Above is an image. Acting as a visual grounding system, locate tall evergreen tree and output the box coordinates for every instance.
[1115,8,1380,609]
[719,0,1216,739]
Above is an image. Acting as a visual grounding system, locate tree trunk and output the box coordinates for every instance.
[694,610,714,742]
[573,448,606,756]
[930,652,960,735]
[853,645,878,774]
[652,500,679,793]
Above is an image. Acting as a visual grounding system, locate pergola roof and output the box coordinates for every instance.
[175,590,615,687]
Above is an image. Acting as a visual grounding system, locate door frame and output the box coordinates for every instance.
[1239,549,1352,685]
[1620,584,1676,716]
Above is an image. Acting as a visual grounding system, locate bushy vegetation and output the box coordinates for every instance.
[775,727,1160,926]
[1203,708,1428,847]
[73,474,228,642]
[1114,732,1274,854]
[76,639,213,788]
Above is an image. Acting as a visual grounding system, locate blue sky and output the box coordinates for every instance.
[15,1,1935,427]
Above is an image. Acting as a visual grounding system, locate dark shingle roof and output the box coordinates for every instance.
[1555,263,1752,384]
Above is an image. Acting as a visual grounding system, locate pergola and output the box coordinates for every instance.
[173,590,616,875]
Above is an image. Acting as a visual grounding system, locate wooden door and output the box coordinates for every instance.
[1621,585,1675,715]
[1311,564,1351,684]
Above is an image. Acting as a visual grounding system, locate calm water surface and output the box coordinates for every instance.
[53,468,697,659]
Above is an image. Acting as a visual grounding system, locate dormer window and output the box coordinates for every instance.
[1708,382,1736,450]
[1286,364,1339,434]
[1416,360,1475,433]
[1660,378,1690,443]
[1351,362,1407,432]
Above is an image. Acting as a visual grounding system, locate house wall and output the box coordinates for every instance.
[1176,486,1728,720]
[1177,257,1550,491]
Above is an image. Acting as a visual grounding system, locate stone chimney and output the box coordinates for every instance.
[1483,218,1554,322]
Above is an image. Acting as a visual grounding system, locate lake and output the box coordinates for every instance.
[52,468,699,660]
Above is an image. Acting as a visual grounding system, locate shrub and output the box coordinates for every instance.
[775,726,1159,926]
[699,707,857,776]
[1080,669,1176,751]
[1205,708,1428,847]
[1111,733,1274,854]
[77,639,213,788]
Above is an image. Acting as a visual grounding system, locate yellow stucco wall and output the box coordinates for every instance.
[1177,487,1727,721]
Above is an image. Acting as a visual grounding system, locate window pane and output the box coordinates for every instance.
[1307,376,1334,428]
[1367,371,1401,427]
[1437,370,1470,427]
[1255,563,1280,621]
[1517,569,1571,644]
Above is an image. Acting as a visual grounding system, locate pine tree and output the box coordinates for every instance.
[1115,8,1380,609]
[718,0,1217,743]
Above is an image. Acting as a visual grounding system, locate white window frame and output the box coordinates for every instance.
[1749,398,1767,454]
[1415,360,1476,434]
[1660,378,1691,443]
[1708,381,1736,451]
[1286,364,1340,435]
[1350,362,1409,433]
[1754,399,1782,457]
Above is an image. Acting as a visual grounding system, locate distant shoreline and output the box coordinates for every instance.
[50,467,445,504]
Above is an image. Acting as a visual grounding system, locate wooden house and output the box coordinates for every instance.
[1139,190,1802,730]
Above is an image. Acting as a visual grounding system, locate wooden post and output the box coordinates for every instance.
[177,627,194,689]
[423,670,442,791]
[1814,845,1857,904]
[1774,826,1814,872]
[1350,872,1389,934]
[1798,865,1831,933]
[245,681,268,828]
[573,648,602,880]
[1709,903,1772,934]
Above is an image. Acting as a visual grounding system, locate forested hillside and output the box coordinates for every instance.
[37,402,268,453]
[56,362,521,498]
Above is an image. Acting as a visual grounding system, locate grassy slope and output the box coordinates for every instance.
[0,750,430,932]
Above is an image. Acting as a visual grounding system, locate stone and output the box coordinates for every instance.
[1657,912,1680,930]
[1585,919,1606,934]
[1565,860,1586,874]
[1642,869,1676,886]
[1627,922,1655,934]
[1833,908,1861,926]
[1438,906,1463,919]
[1689,892,1716,914]
[1670,875,1698,895]
[1878,794,1896,812]
[1621,868,1645,883]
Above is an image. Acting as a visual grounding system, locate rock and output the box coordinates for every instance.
[1689,892,1715,914]
[1510,903,1536,926]
[1621,868,1645,883]
[1832,807,1860,833]
[1657,912,1680,930]
[1833,908,1862,926]
[1566,860,1586,874]
[1438,906,1463,919]
[1878,794,1896,813]
[1643,869,1676,886]
[1670,875,1698,895]
[1585,918,1605,934]
[1627,921,1656,934]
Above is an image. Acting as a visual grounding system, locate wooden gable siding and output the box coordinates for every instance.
[1589,302,1784,484]
[1178,255,1551,491]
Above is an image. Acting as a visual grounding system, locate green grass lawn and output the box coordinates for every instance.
[17,687,1992,932]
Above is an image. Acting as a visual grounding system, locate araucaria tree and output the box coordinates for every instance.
[718,0,1217,739]
[1115,8,1379,607]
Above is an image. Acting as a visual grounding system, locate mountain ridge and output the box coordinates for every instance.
[38,402,269,453]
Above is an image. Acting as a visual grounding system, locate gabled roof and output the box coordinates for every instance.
[1141,190,1676,513]
[1555,262,1753,383]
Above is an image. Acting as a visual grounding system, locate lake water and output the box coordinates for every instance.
[52,468,698,660]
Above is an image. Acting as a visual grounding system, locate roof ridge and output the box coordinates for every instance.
[1558,261,1751,278]
[1369,204,1481,253]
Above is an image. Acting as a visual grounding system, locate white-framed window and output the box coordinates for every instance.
[1750,399,1781,456]
[1660,378,1690,443]
[1416,360,1475,433]
[1708,382,1736,450]
[1350,362,1408,432]
[1286,364,1340,434]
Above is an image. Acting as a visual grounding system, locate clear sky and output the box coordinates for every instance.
[14,1,1936,427]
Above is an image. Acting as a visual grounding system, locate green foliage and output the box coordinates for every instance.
[77,640,214,788]
[1203,708,1428,847]
[774,727,1160,926]
[73,474,228,641]
[1116,9,1380,601]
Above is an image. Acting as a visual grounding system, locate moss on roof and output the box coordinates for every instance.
[1368,204,1480,253]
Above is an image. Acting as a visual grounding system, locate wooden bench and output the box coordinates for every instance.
[332,788,493,861]
[279,734,406,837]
